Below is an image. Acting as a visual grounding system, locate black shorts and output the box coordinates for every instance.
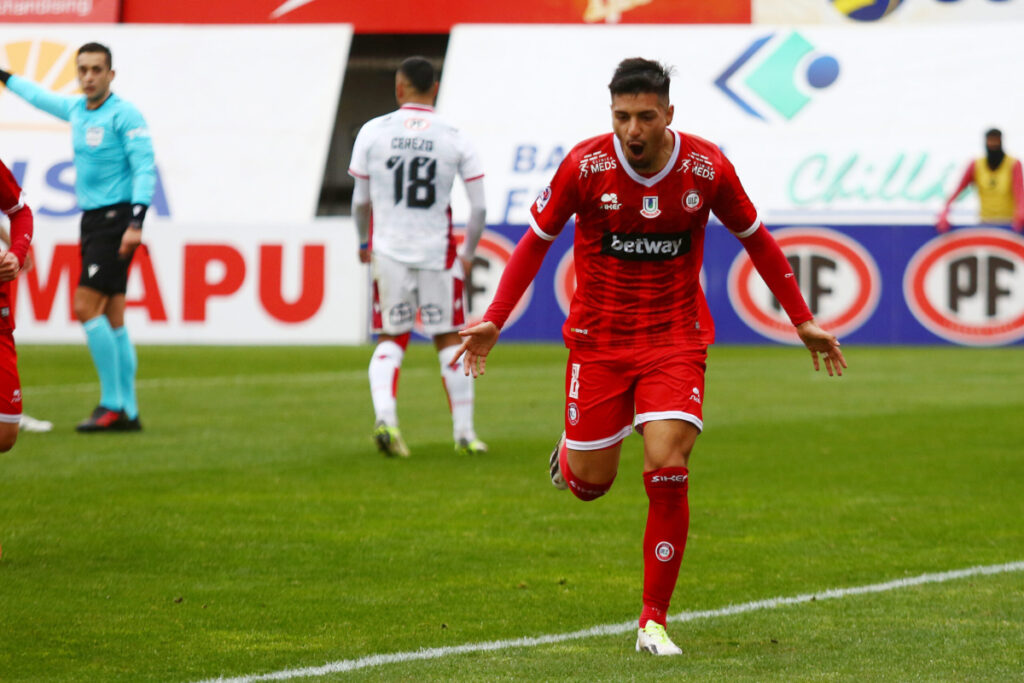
[79,203,134,295]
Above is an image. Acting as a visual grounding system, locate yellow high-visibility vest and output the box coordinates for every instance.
[974,155,1017,223]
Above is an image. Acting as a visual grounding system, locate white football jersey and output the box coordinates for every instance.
[349,104,484,270]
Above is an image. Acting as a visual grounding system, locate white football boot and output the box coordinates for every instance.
[636,621,683,656]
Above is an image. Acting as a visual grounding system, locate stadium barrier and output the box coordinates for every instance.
[468,223,1024,347]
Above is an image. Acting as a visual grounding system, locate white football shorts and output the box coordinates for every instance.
[371,253,466,336]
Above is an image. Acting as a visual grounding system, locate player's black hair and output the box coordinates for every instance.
[77,42,112,69]
[608,58,673,104]
[398,56,436,94]
[985,128,1003,139]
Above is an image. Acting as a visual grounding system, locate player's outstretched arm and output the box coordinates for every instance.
[452,321,500,378]
[796,320,846,377]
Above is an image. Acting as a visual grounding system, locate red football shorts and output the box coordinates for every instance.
[0,333,21,423]
[564,344,707,451]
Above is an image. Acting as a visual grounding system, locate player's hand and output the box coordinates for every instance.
[796,319,846,377]
[936,210,951,234]
[0,251,20,282]
[119,226,143,259]
[358,247,371,263]
[22,248,34,274]
[452,321,500,378]
[459,255,473,279]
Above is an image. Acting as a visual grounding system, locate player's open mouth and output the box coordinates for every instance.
[628,142,644,157]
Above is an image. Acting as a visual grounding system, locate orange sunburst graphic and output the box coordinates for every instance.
[3,39,81,95]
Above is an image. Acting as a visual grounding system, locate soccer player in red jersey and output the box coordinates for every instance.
[0,159,35,452]
[454,58,846,655]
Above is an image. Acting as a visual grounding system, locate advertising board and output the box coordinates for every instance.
[439,25,1024,229]
[0,25,350,225]
[121,0,751,31]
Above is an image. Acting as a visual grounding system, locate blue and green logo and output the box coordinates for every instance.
[715,32,839,122]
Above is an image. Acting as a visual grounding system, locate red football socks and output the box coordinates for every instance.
[640,466,690,627]
[559,440,615,501]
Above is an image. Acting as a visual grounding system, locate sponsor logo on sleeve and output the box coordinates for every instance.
[535,185,552,213]
[903,229,1024,346]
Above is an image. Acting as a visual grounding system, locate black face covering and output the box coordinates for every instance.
[987,146,1006,171]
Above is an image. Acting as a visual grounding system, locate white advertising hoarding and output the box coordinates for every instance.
[754,0,1024,25]
[0,25,351,225]
[13,219,369,344]
[439,24,1024,226]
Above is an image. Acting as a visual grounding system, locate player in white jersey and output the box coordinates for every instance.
[349,56,487,458]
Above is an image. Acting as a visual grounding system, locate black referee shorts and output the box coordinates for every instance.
[79,202,134,295]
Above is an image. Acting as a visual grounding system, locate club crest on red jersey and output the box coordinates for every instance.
[683,189,703,213]
[641,195,661,218]
[567,402,580,426]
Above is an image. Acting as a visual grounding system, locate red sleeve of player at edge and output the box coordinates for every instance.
[945,163,975,209]
[1012,161,1024,228]
[740,225,813,327]
[0,160,33,266]
[7,205,33,266]
[481,228,553,329]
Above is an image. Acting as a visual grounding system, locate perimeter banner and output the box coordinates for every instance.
[0,25,350,225]
[13,220,369,345]
[464,223,1024,347]
[439,24,1024,229]
[753,0,1024,25]
[0,0,118,23]
[120,0,750,31]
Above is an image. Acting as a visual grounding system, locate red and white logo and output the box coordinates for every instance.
[655,541,675,562]
[682,189,703,213]
[903,229,1024,346]
[567,402,580,426]
[728,227,880,344]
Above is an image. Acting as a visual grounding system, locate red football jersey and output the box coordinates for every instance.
[530,131,760,349]
[0,161,27,333]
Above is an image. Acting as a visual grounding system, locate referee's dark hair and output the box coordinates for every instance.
[608,58,673,105]
[398,57,436,94]
[78,42,113,69]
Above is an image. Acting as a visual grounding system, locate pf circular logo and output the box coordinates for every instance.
[567,402,580,426]
[903,229,1024,346]
[728,227,880,344]
[655,541,675,562]
[414,229,532,336]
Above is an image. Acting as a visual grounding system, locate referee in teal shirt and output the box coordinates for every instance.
[1,42,155,432]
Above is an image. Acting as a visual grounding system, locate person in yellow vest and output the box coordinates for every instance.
[937,129,1024,233]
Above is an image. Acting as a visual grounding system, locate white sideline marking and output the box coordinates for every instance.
[194,560,1024,682]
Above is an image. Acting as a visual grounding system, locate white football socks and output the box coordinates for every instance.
[368,341,404,427]
[438,345,475,441]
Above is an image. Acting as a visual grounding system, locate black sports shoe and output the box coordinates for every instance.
[114,413,143,432]
[75,405,123,432]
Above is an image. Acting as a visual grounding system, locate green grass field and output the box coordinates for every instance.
[1,343,1022,682]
